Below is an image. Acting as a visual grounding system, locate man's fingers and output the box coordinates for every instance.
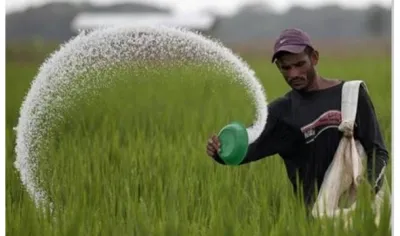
[207,149,215,157]
[208,136,218,150]
[206,134,221,157]
[212,135,219,143]
[208,138,214,145]
[206,145,217,156]
[211,136,220,151]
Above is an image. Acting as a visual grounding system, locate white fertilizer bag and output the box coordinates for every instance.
[311,80,391,228]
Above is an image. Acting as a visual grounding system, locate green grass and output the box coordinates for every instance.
[6,51,392,235]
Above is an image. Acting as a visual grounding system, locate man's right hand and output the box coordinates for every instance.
[206,134,221,157]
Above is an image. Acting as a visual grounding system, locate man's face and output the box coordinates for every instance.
[275,51,318,91]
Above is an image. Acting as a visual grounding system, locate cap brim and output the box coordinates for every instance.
[271,45,307,63]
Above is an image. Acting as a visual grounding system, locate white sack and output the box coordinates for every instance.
[311,81,390,228]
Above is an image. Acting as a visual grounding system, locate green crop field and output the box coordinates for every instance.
[6,44,392,235]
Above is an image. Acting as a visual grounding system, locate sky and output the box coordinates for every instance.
[5,0,392,14]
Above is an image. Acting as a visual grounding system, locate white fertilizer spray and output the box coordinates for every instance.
[14,25,268,210]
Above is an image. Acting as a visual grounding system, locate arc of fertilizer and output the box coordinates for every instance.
[13,25,268,210]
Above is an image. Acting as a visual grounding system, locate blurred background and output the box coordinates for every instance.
[6,0,392,60]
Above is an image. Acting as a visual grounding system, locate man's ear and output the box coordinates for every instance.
[311,50,319,66]
[275,61,281,70]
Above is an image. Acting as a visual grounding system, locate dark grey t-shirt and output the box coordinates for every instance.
[213,81,388,206]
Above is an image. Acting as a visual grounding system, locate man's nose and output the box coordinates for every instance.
[287,68,301,79]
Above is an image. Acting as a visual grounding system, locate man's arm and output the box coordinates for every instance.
[213,111,301,165]
[355,85,389,193]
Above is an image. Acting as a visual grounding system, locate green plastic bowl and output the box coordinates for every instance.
[217,122,249,165]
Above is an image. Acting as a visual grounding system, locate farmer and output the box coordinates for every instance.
[206,28,389,208]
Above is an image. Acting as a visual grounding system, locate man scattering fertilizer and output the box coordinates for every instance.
[206,28,389,214]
